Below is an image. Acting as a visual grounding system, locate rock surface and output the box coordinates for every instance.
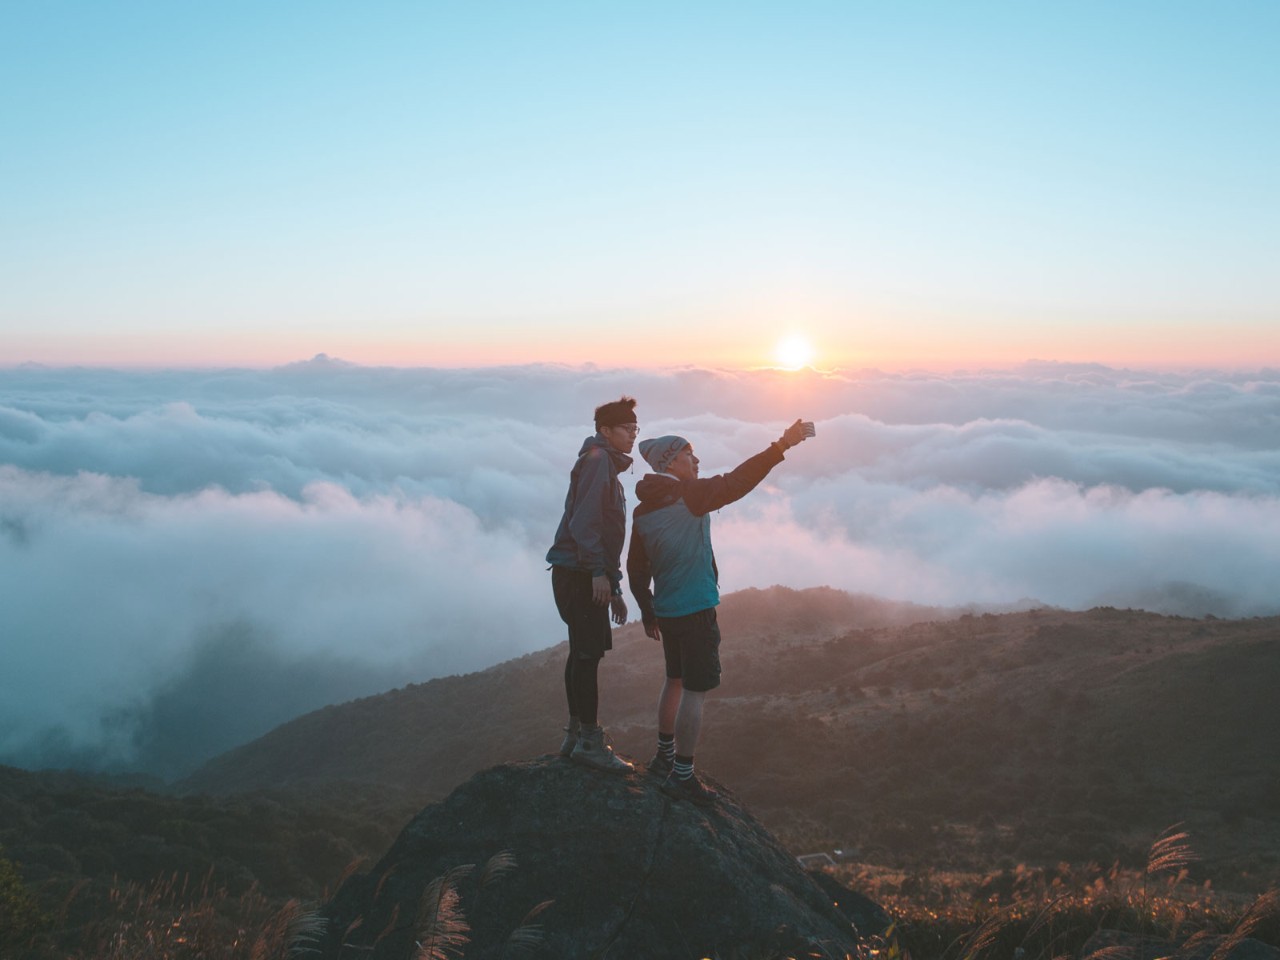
[316,755,880,959]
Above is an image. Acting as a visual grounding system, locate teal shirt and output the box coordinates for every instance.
[632,499,719,618]
[628,443,785,623]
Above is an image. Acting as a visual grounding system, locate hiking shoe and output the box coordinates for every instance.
[662,772,718,807]
[570,725,634,774]
[646,752,674,778]
[558,721,580,758]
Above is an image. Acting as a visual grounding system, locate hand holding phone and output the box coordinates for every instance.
[780,419,814,449]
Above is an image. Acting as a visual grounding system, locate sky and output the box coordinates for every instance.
[3,360,1279,777]
[2,2,1278,369]
[2,5,1279,779]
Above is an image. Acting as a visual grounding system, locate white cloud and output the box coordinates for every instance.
[2,359,1278,776]
[712,478,1280,617]
[0,465,557,776]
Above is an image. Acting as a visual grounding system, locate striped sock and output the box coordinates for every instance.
[673,754,695,781]
[657,732,675,762]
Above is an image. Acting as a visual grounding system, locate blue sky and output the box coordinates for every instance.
[4,5,1278,776]
[2,2,1277,368]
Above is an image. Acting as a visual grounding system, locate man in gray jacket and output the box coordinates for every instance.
[628,419,812,803]
[546,396,639,773]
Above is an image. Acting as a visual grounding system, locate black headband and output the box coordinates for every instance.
[595,397,638,427]
[597,407,638,427]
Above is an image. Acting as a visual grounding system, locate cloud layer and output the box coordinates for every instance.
[3,358,1278,776]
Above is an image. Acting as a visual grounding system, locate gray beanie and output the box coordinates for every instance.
[639,435,688,473]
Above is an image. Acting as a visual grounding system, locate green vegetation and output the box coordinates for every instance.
[0,844,48,951]
[176,592,1280,896]
[3,817,1278,958]
[4,590,1279,957]
[0,766,420,958]
[698,604,1280,893]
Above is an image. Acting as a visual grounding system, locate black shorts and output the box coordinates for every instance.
[658,607,721,692]
[551,566,612,660]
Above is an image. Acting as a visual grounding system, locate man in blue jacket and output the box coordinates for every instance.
[547,396,639,773]
[628,419,812,804]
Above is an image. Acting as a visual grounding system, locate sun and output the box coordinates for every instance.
[773,334,816,370]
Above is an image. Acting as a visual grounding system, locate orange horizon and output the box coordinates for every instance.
[4,325,1278,374]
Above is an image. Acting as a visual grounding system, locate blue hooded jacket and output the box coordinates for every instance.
[546,434,633,589]
[627,443,785,622]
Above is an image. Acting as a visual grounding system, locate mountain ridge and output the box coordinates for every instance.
[179,586,951,795]
[181,586,1280,889]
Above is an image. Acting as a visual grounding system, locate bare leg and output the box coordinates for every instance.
[657,676,682,734]
[673,689,706,758]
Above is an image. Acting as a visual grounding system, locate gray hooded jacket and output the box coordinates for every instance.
[546,434,633,589]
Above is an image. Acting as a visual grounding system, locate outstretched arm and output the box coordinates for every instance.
[682,419,811,517]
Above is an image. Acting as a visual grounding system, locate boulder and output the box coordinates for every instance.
[315,756,879,959]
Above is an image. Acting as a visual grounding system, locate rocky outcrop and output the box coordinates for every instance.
[315,756,882,959]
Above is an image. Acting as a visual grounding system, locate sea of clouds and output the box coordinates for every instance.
[2,356,1278,777]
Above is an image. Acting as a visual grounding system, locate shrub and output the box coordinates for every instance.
[0,845,48,949]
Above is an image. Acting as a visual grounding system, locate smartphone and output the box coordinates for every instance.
[802,421,816,438]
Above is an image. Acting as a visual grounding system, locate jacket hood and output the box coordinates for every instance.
[581,432,634,471]
[635,472,682,508]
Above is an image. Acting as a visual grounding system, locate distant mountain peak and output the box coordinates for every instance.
[277,353,359,371]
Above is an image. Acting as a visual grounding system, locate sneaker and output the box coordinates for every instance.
[570,725,634,774]
[558,721,580,758]
[662,772,718,806]
[646,752,674,778]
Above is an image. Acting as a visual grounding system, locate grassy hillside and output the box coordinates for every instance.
[0,768,421,897]
[0,767,423,957]
[3,587,1278,956]
[179,587,942,796]
[181,587,1280,890]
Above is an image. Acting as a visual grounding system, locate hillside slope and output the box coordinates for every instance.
[180,587,943,796]
[182,587,1280,887]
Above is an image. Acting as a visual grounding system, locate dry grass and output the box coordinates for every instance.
[9,827,1278,960]
[834,829,1280,960]
[8,868,327,960]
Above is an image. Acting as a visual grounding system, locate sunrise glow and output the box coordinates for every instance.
[774,335,817,371]
[2,6,1276,373]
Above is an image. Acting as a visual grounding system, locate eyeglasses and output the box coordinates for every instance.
[610,424,639,435]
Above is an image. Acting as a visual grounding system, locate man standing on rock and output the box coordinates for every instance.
[546,396,639,774]
[628,419,814,804]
